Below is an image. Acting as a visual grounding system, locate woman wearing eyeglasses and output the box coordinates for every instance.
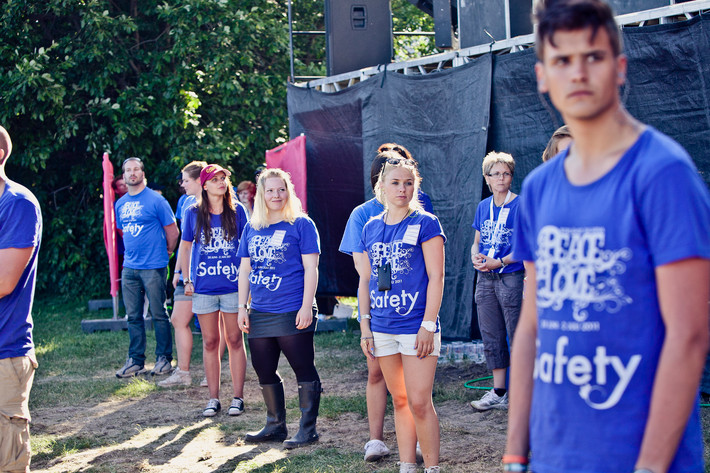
[357,152,446,473]
[469,152,525,412]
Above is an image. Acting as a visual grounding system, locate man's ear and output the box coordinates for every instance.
[0,149,5,166]
[535,62,548,94]
[616,54,628,87]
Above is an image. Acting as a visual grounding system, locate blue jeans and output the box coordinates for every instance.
[121,267,173,365]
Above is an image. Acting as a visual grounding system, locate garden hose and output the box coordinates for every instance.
[464,375,493,391]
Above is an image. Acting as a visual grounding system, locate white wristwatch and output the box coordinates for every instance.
[420,320,436,333]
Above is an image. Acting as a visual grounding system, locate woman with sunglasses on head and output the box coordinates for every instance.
[178,164,248,417]
[237,168,322,449]
[159,160,207,387]
[469,151,524,412]
[357,152,445,473]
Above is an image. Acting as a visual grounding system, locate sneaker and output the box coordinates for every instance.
[399,462,417,473]
[158,368,191,387]
[228,397,245,416]
[115,357,146,378]
[470,389,508,411]
[203,398,221,417]
[364,439,390,462]
[425,467,440,473]
[151,356,172,376]
[200,376,209,387]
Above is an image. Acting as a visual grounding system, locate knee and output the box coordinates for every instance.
[367,366,385,386]
[407,396,433,419]
[203,336,220,352]
[390,391,409,411]
[226,334,243,351]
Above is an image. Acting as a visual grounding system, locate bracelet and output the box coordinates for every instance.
[360,337,374,340]
[502,455,528,465]
[503,463,527,472]
[184,280,193,285]
[360,313,371,319]
[237,304,248,309]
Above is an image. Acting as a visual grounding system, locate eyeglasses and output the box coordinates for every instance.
[386,157,416,166]
[487,172,512,179]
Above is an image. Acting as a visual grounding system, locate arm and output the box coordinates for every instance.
[237,257,252,333]
[356,251,375,360]
[415,235,445,359]
[635,258,710,473]
[178,239,193,295]
[295,253,319,329]
[172,239,185,289]
[471,230,481,264]
[505,261,538,463]
[164,223,179,255]
[0,247,34,298]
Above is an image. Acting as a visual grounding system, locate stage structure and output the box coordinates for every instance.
[289,1,710,339]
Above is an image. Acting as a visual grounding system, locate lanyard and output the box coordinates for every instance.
[487,190,512,262]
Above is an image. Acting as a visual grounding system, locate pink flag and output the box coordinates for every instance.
[265,135,308,211]
[102,153,119,299]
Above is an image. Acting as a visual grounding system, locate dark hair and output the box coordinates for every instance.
[534,0,622,60]
[195,178,238,246]
[542,125,572,162]
[181,160,207,180]
[370,143,419,190]
[111,176,124,192]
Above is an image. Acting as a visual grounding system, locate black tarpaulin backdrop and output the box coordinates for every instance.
[288,15,710,339]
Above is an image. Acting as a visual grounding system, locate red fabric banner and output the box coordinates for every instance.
[265,135,307,211]
[102,152,119,298]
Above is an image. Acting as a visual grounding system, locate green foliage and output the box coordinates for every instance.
[0,0,291,297]
[392,0,438,61]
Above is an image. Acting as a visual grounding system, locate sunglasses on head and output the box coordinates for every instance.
[386,157,416,166]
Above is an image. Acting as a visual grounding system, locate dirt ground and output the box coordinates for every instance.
[31,356,504,473]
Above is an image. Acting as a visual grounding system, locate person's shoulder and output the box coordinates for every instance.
[362,213,384,232]
[412,209,438,222]
[354,198,384,218]
[635,126,694,168]
[3,180,40,208]
[294,215,317,229]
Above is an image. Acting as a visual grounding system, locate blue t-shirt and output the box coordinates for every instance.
[237,217,320,313]
[472,195,524,273]
[361,210,446,334]
[182,203,248,295]
[339,191,435,256]
[0,181,42,360]
[115,188,176,269]
[513,127,710,473]
[175,194,188,223]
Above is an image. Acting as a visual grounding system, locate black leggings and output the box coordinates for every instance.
[248,331,320,385]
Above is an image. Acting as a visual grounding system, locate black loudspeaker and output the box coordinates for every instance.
[325,0,393,76]
[457,0,533,49]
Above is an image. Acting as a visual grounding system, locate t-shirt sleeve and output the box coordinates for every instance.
[419,191,435,214]
[472,200,484,231]
[512,186,535,262]
[419,214,446,245]
[237,225,251,258]
[638,161,710,267]
[339,207,367,255]
[114,200,123,230]
[235,203,248,238]
[298,218,321,255]
[157,195,177,226]
[0,199,40,249]
[182,208,196,242]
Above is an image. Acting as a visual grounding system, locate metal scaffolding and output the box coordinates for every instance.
[301,0,710,93]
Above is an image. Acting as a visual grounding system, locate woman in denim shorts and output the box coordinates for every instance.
[179,164,249,417]
[237,168,322,449]
[470,152,525,412]
[357,153,446,473]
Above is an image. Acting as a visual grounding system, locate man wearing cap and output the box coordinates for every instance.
[0,125,42,472]
[115,157,179,378]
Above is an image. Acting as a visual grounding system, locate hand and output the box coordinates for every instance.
[414,327,435,359]
[472,252,484,266]
[184,281,194,296]
[172,273,180,289]
[474,255,500,272]
[360,331,375,360]
[295,306,313,330]
[238,309,250,333]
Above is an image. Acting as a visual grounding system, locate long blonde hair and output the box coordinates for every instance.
[374,151,423,213]
[250,168,306,230]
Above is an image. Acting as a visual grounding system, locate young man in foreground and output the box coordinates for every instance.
[505,1,710,472]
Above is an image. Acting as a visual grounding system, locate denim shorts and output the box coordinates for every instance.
[372,331,441,357]
[192,291,239,314]
[173,282,191,302]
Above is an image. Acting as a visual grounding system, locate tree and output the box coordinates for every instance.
[0,0,291,296]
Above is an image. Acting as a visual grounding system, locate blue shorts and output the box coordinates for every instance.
[192,291,239,314]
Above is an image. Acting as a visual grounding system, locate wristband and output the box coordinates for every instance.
[502,455,528,465]
[237,304,248,309]
[360,313,371,319]
[184,280,193,285]
[503,463,527,472]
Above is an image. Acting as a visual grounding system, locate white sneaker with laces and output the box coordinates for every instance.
[158,368,191,387]
[200,376,209,387]
[364,439,390,462]
[470,388,508,411]
[203,398,221,417]
[399,462,417,473]
[228,397,244,416]
[425,466,440,473]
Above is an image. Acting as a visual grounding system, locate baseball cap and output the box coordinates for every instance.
[200,164,231,187]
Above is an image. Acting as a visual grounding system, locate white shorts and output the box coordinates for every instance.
[372,331,441,357]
